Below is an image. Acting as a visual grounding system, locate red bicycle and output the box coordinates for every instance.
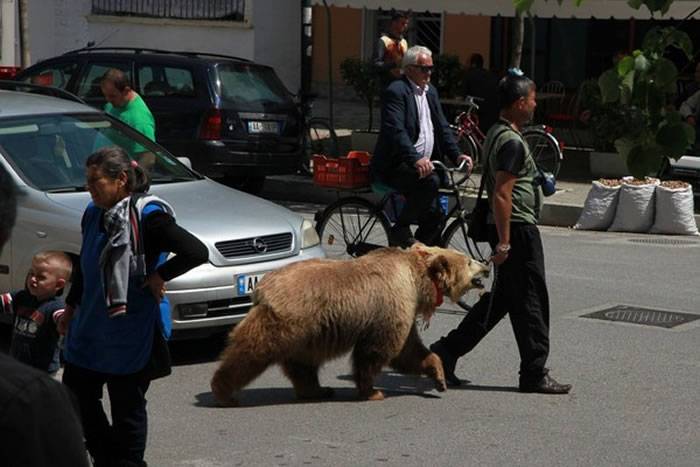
[450,95,564,180]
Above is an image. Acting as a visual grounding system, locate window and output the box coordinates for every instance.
[138,65,196,97]
[91,0,246,22]
[20,62,79,89]
[213,65,292,110]
[0,114,195,191]
[76,63,131,99]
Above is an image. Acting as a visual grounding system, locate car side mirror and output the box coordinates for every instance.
[177,157,192,169]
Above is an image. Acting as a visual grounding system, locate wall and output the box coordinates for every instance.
[0,0,19,66]
[19,0,300,92]
[311,6,362,84]
[442,15,491,70]
[251,0,301,93]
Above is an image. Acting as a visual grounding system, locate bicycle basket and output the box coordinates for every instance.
[313,152,371,189]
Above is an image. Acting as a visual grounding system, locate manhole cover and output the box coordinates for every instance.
[581,304,700,329]
[628,238,699,246]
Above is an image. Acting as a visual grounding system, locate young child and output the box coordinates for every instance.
[1,251,72,374]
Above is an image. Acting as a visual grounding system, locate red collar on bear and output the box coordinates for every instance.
[415,249,445,308]
[432,278,444,307]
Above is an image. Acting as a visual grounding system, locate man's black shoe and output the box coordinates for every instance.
[519,374,571,394]
[430,341,462,387]
[389,225,416,248]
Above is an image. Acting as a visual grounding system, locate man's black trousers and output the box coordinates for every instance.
[383,162,443,244]
[438,223,550,382]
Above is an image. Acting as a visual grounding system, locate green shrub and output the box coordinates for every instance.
[340,57,382,131]
[432,54,463,99]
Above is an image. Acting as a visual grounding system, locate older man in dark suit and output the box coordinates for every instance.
[371,45,473,247]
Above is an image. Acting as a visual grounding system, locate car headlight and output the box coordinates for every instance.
[301,219,320,248]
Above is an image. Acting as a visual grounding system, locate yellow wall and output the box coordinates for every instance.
[442,15,492,69]
[312,6,362,83]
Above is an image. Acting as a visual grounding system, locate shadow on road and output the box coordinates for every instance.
[169,332,228,366]
[195,370,447,408]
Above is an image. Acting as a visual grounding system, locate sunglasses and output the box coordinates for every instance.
[410,65,433,73]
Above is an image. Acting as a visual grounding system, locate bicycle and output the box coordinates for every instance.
[450,95,565,177]
[314,160,491,263]
[298,93,339,175]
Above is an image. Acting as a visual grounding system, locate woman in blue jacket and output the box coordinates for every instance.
[60,146,208,467]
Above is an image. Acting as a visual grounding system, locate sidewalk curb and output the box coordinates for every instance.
[266,175,700,230]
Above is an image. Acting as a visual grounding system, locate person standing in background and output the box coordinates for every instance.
[100,69,157,170]
[374,10,410,88]
[462,53,499,133]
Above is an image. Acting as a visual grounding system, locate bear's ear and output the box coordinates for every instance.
[428,254,450,288]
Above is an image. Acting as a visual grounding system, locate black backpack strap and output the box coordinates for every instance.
[476,127,513,202]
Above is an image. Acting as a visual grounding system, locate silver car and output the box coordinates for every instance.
[0,89,325,338]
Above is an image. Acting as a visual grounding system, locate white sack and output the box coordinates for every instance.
[608,177,659,232]
[650,184,699,235]
[573,181,621,230]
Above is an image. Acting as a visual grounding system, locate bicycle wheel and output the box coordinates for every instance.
[449,128,480,187]
[315,197,391,259]
[523,128,563,177]
[441,217,492,264]
[301,118,339,175]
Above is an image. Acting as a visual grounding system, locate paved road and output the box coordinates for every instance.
[142,208,699,466]
[5,190,698,466]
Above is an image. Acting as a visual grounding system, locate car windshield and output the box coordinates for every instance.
[213,64,293,110]
[0,113,200,192]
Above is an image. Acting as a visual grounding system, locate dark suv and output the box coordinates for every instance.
[15,47,302,193]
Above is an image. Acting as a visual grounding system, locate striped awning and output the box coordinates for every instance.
[313,0,699,19]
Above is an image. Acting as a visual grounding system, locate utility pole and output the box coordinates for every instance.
[301,0,312,106]
[18,0,29,67]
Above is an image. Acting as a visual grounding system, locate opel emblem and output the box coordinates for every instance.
[252,238,268,253]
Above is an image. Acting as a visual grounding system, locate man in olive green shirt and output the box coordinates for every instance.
[101,68,156,168]
[431,72,571,395]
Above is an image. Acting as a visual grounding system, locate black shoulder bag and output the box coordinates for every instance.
[467,172,490,242]
[130,195,172,382]
[468,128,514,242]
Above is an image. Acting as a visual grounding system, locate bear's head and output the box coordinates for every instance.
[412,244,490,304]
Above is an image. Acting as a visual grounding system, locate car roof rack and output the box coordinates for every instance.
[0,80,86,104]
[63,46,251,63]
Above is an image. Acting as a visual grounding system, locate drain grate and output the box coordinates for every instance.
[581,304,700,329]
[628,238,699,246]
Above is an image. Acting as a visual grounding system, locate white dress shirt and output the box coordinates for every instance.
[407,78,434,159]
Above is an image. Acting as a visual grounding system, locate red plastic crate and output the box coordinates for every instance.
[313,151,371,189]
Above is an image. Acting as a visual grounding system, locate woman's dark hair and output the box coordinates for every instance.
[498,73,535,110]
[86,146,150,193]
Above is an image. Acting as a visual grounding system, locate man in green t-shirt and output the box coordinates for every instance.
[100,68,156,169]
[430,72,571,395]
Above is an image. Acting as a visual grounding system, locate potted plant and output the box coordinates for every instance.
[340,57,382,151]
[593,26,695,179]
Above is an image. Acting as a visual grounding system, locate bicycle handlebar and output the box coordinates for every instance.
[433,159,468,172]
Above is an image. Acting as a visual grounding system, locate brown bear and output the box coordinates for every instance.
[210,244,489,406]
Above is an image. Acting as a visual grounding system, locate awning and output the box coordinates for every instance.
[313,0,699,20]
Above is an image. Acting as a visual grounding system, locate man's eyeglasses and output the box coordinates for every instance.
[409,65,433,73]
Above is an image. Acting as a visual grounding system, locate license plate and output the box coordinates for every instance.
[236,272,266,296]
[247,120,279,134]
